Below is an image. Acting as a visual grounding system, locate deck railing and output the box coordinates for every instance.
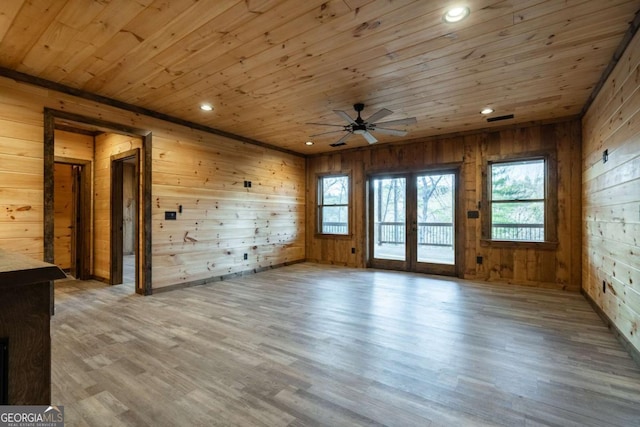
[324,222,544,244]
[492,223,544,241]
[322,222,348,234]
[377,222,453,246]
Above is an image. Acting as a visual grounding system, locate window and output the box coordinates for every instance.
[317,174,350,235]
[483,152,557,246]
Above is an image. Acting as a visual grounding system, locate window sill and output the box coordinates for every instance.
[480,239,558,250]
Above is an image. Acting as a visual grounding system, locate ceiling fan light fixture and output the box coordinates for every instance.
[353,129,366,135]
[481,107,494,115]
[443,6,470,23]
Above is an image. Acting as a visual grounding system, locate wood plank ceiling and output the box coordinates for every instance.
[1,0,638,154]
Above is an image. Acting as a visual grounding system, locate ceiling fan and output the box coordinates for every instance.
[307,103,417,145]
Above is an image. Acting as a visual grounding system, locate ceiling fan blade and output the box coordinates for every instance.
[362,131,378,144]
[372,127,408,136]
[338,132,353,142]
[332,132,353,145]
[333,110,356,124]
[306,122,344,127]
[310,129,347,137]
[374,117,417,126]
[365,108,393,124]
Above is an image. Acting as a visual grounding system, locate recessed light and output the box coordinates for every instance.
[481,107,494,115]
[305,141,314,146]
[443,6,470,23]
[200,103,213,111]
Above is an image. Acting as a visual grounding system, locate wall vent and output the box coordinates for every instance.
[329,142,347,147]
[487,114,514,122]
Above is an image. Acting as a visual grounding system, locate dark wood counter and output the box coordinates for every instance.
[0,251,67,286]
[0,250,65,405]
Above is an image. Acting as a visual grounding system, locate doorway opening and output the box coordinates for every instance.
[44,109,152,295]
[53,159,91,280]
[368,169,461,276]
[111,151,139,288]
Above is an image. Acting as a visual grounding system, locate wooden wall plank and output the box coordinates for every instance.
[152,129,305,288]
[0,89,44,255]
[582,27,640,355]
[53,163,73,270]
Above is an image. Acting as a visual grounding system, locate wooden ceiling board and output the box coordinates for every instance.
[154,1,519,127]
[0,0,25,42]
[215,2,632,147]
[219,1,626,111]
[0,0,638,154]
[196,2,620,120]
[129,0,388,108]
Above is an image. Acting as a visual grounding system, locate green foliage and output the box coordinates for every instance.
[491,160,544,225]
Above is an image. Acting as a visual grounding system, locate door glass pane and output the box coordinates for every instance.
[416,173,454,265]
[373,177,406,261]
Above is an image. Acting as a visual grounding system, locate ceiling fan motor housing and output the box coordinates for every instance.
[353,103,366,130]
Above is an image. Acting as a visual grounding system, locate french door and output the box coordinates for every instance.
[368,170,459,275]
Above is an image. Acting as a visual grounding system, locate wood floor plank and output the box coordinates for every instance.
[51,263,640,426]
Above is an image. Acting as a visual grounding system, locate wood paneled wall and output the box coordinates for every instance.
[307,120,582,291]
[582,29,640,354]
[152,136,305,289]
[0,86,45,258]
[53,163,73,270]
[54,129,94,160]
[0,76,305,291]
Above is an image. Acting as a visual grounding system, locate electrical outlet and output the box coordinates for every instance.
[243,253,248,260]
[351,247,356,254]
[476,256,483,265]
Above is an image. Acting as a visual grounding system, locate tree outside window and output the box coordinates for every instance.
[318,175,349,235]
[489,158,545,241]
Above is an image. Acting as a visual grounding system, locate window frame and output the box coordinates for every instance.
[481,150,557,249]
[316,172,352,237]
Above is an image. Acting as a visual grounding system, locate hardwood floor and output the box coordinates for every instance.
[51,263,640,426]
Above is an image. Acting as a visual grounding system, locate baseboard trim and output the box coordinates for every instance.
[151,259,305,294]
[91,275,110,285]
[582,289,640,367]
